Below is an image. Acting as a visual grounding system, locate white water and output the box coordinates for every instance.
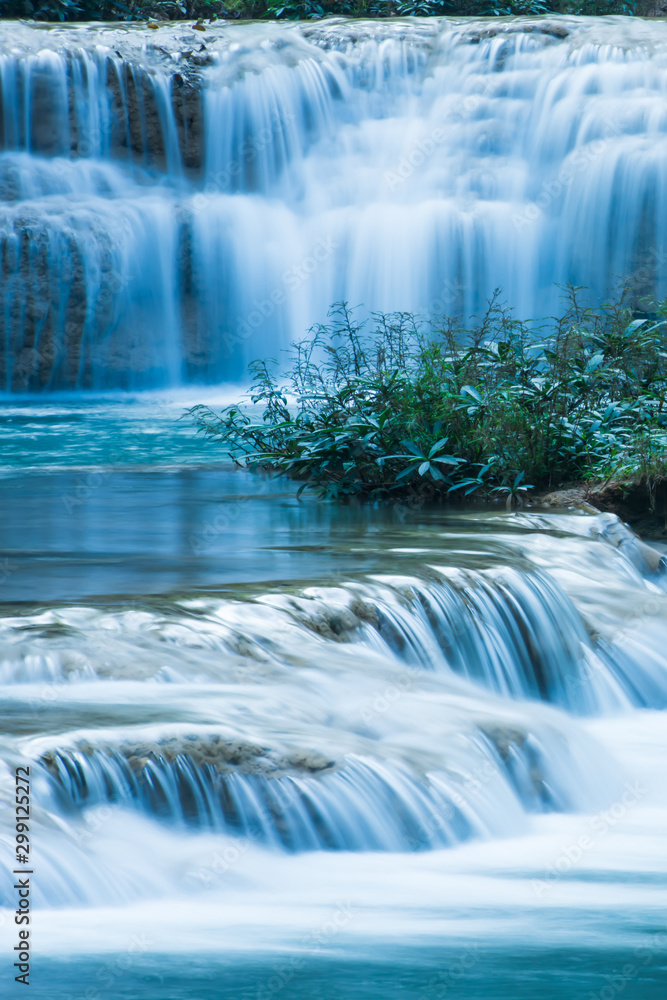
[1,16,667,996]
[3,16,667,389]
[1,501,667,993]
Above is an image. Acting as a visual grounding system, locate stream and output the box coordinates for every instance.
[1,12,667,999]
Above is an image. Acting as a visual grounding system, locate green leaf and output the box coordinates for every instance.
[428,437,449,458]
[461,385,483,404]
[395,465,418,482]
[448,478,480,492]
[401,440,424,458]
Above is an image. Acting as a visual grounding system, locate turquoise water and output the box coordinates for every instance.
[0,395,230,471]
[1,399,666,1000]
[3,10,667,991]
[0,396,510,602]
[27,948,667,1000]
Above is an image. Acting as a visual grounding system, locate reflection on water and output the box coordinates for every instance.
[1,398,667,1000]
[0,396,540,602]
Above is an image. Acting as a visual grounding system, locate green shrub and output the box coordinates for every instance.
[0,0,658,23]
[0,0,231,20]
[189,289,667,504]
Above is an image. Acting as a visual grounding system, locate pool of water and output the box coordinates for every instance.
[1,397,666,1000]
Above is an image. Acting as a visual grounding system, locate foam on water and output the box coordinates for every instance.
[3,16,667,389]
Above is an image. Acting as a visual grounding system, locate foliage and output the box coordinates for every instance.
[266,1,324,18]
[0,0,658,22]
[189,290,667,505]
[395,1,450,15]
[0,0,232,20]
[482,1,552,16]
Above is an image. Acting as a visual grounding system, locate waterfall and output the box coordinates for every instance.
[1,468,667,989]
[1,506,666,901]
[3,19,667,989]
[2,16,667,390]
[3,511,664,714]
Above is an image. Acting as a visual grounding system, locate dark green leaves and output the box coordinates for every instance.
[189,288,667,503]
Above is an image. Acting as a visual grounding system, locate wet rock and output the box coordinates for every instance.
[105,59,168,170]
[43,736,339,779]
[538,487,600,515]
[170,75,204,171]
[539,24,569,39]
[289,603,363,642]
[538,482,667,542]
[349,597,380,629]
[480,725,552,808]
[284,750,336,772]
[480,724,526,763]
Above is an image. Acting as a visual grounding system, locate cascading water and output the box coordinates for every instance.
[1,476,667,996]
[2,16,667,390]
[2,14,667,999]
